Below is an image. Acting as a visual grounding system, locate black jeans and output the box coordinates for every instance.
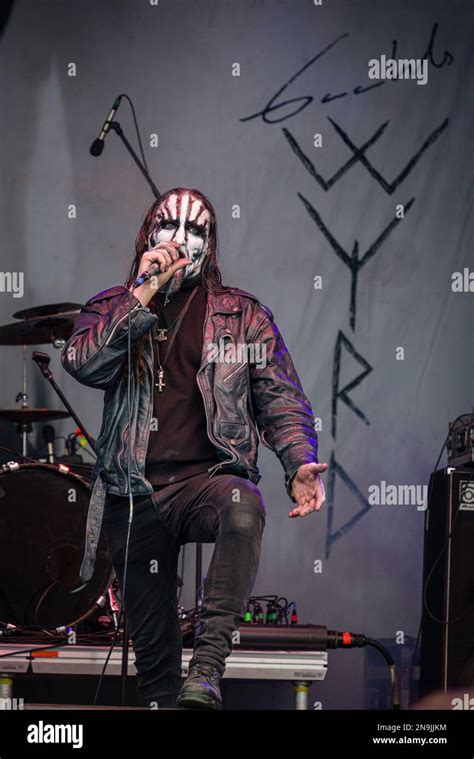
[101,471,266,708]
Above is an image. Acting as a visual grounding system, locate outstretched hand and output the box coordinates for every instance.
[288,462,328,518]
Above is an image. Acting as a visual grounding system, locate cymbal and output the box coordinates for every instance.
[0,315,76,345]
[0,408,70,424]
[12,303,82,320]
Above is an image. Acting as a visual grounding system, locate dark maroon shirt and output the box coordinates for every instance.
[145,274,221,488]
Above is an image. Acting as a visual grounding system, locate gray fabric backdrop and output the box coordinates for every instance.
[1,0,472,708]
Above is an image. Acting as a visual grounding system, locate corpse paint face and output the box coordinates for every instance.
[147,190,211,295]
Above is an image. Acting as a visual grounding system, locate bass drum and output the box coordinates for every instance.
[0,462,113,629]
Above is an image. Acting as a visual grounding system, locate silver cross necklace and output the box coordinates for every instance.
[153,286,199,392]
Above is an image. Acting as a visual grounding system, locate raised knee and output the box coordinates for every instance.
[221,480,266,531]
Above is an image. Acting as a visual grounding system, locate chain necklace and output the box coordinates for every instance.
[152,285,199,392]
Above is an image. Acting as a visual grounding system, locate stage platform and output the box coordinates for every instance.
[0,643,328,710]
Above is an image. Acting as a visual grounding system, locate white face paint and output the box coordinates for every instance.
[147,190,212,295]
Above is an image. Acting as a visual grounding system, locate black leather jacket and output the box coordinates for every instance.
[61,284,318,582]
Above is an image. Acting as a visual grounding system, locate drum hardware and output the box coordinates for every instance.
[12,303,83,321]
[0,299,164,700]
[107,582,120,629]
[1,460,20,472]
[0,314,79,346]
[0,297,159,715]
[0,303,81,456]
[32,352,96,455]
[0,301,111,633]
[1,459,71,475]
[0,409,70,424]
[0,408,71,460]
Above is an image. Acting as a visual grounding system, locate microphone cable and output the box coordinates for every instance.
[93,287,136,706]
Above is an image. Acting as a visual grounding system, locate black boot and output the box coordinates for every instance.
[176,662,223,710]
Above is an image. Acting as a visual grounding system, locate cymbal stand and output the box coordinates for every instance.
[14,344,31,457]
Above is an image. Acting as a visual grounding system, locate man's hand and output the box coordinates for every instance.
[130,241,192,307]
[288,462,328,518]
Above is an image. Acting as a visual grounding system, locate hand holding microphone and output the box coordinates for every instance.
[130,241,192,307]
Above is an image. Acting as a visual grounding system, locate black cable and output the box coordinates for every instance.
[248,595,291,624]
[366,637,400,710]
[423,469,474,624]
[62,432,97,461]
[0,444,37,464]
[282,600,296,624]
[117,93,149,174]
[273,597,290,623]
[33,583,55,628]
[0,642,69,657]
[71,444,96,461]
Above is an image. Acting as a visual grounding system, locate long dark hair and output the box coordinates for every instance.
[123,187,225,380]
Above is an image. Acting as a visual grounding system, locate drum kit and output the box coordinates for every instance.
[0,302,114,633]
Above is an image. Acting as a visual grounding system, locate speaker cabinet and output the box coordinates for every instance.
[420,467,474,694]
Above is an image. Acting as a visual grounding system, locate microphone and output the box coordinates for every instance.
[90,96,123,156]
[43,425,55,464]
[133,245,191,289]
[133,266,159,289]
[133,265,187,296]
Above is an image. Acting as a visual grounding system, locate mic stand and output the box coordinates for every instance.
[99,121,160,703]
[88,120,158,702]
[120,614,130,706]
[108,121,161,200]
[195,544,203,609]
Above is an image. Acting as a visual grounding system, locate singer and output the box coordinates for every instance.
[61,187,327,710]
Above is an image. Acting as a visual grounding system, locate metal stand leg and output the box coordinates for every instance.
[293,680,310,710]
[120,612,129,706]
[0,675,13,709]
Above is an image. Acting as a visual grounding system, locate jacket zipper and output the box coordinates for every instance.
[118,333,155,495]
[112,299,142,491]
[196,371,239,477]
[197,312,239,477]
[105,301,141,346]
[219,331,247,383]
[117,422,129,492]
[223,362,247,383]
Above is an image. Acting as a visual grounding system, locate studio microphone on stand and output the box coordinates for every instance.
[90,95,123,156]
